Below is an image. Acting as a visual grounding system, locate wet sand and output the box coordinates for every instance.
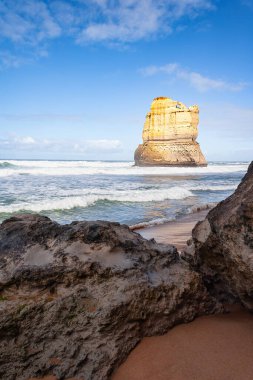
[113,210,253,380]
[112,306,253,380]
[137,209,209,250]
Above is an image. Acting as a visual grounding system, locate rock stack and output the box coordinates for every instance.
[134,96,207,166]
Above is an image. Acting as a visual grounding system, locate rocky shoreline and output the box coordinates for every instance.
[0,162,252,380]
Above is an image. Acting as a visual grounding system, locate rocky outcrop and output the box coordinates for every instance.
[134,96,207,166]
[185,162,253,309]
[0,214,219,380]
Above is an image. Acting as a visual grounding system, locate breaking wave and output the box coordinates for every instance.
[187,202,217,213]
[186,184,237,191]
[0,161,17,169]
[0,159,247,226]
[130,218,173,230]
[130,202,218,230]
[0,187,194,213]
[0,160,249,177]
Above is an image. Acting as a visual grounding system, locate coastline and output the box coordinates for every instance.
[0,162,252,379]
[133,207,210,250]
[0,160,246,226]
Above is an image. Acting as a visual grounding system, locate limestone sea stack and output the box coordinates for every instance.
[134,96,207,166]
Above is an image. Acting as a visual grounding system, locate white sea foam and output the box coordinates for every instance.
[0,186,194,213]
[0,196,97,213]
[54,182,237,196]
[0,160,128,168]
[130,202,218,230]
[0,160,247,226]
[130,217,173,230]
[186,184,237,191]
[51,184,237,202]
[187,202,217,213]
[0,160,249,177]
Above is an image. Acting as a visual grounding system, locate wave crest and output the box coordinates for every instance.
[0,160,249,177]
[0,162,17,169]
[0,187,193,213]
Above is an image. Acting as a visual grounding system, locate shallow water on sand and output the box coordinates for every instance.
[0,160,249,226]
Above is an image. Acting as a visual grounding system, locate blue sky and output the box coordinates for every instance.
[0,0,252,161]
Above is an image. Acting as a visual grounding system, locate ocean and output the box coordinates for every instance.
[0,160,249,227]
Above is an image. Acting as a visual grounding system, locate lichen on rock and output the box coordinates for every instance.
[134,96,207,166]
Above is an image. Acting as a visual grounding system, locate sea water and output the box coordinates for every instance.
[0,160,249,227]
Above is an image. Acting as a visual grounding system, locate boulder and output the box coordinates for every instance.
[185,162,253,309]
[0,214,219,380]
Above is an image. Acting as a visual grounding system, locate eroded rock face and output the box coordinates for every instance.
[0,214,219,380]
[185,162,253,309]
[134,96,207,166]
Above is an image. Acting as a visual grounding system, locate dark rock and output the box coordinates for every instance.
[0,214,220,380]
[185,162,253,309]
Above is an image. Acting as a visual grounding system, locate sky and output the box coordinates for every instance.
[0,0,252,161]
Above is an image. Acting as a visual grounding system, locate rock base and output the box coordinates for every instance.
[134,141,207,166]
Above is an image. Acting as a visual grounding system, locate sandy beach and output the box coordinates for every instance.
[136,209,209,250]
[112,306,253,380]
[113,210,253,380]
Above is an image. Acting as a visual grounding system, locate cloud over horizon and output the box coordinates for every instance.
[0,134,122,155]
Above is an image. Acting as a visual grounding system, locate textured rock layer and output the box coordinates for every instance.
[134,96,207,166]
[185,162,253,309]
[0,215,219,380]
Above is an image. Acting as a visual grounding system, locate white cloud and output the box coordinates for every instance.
[0,1,61,44]
[0,51,27,68]
[13,136,36,145]
[0,134,122,154]
[0,0,214,67]
[0,113,84,122]
[76,0,215,44]
[77,0,164,43]
[140,63,248,92]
